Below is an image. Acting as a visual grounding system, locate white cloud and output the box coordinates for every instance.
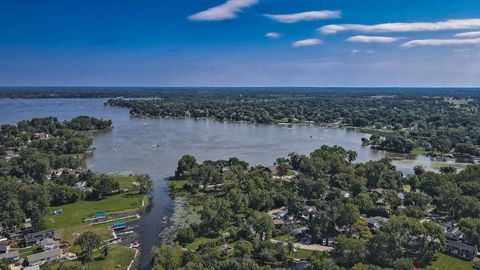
[319,19,480,34]
[265,32,282,39]
[401,37,480,47]
[454,31,480,38]
[351,49,360,54]
[347,35,400,43]
[264,10,341,23]
[188,0,258,21]
[292,38,323,48]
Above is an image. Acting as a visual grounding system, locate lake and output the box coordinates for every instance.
[0,98,467,269]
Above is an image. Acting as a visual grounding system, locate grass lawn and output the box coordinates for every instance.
[46,191,143,244]
[411,148,430,155]
[185,236,219,250]
[273,234,295,242]
[426,252,479,270]
[49,245,136,270]
[112,175,139,189]
[169,179,189,192]
[290,249,320,260]
[403,184,412,193]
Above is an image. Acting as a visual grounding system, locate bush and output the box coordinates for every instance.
[176,226,196,244]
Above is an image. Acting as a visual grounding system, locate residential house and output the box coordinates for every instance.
[366,216,387,231]
[264,165,278,175]
[4,150,17,160]
[446,240,478,261]
[33,132,50,140]
[26,248,62,266]
[39,238,60,251]
[446,227,464,241]
[24,230,55,247]
[0,250,19,262]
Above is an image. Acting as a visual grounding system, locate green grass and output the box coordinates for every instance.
[273,234,294,242]
[169,179,188,191]
[411,148,430,155]
[112,175,139,189]
[48,245,136,270]
[403,184,412,193]
[289,249,320,260]
[185,236,219,250]
[426,252,479,270]
[46,191,143,243]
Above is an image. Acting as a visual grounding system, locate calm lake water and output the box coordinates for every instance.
[0,98,467,269]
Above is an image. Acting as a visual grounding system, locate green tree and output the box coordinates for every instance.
[459,217,480,246]
[74,232,101,265]
[332,235,367,267]
[233,240,253,258]
[176,226,196,244]
[102,245,109,258]
[392,258,414,270]
[138,174,153,194]
[152,243,183,270]
[175,155,197,177]
[276,162,290,178]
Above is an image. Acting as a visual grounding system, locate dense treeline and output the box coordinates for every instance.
[154,145,480,270]
[107,91,480,156]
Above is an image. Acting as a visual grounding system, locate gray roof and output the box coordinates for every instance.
[27,248,61,262]
[0,251,19,260]
[24,229,55,243]
[447,240,478,253]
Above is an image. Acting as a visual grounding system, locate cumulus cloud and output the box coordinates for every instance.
[292,38,323,47]
[264,10,341,23]
[319,19,480,34]
[454,31,480,38]
[347,35,401,43]
[265,32,282,39]
[188,0,258,21]
[401,37,480,47]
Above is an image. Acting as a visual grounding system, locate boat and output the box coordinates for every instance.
[130,241,140,248]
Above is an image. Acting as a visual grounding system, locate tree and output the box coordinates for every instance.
[392,258,414,270]
[334,203,360,231]
[351,218,372,239]
[332,235,367,267]
[459,217,480,246]
[346,150,358,163]
[138,174,153,194]
[404,192,432,210]
[233,240,253,258]
[413,166,425,177]
[102,245,109,258]
[247,211,274,240]
[74,232,101,265]
[176,226,196,244]
[200,198,232,234]
[276,162,290,178]
[439,166,456,174]
[152,243,183,270]
[175,155,197,177]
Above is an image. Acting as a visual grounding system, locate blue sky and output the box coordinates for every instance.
[1,0,480,87]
